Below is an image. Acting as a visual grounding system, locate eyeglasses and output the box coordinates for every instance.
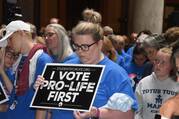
[154,59,168,66]
[44,32,56,38]
[72,41,98,51]
[5,50,19,60]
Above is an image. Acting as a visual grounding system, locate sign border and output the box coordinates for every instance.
[0,81,9,104]
[30,63,105,112]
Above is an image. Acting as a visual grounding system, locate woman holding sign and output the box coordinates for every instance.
[35,21,138,119]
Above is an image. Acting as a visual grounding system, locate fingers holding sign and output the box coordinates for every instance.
[34,75,45,90]
[73,106,99,119]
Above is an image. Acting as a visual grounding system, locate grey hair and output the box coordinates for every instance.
[46,24,73,61]
[141,34,165,50]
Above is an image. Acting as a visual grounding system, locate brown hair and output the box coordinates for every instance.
[102,36,117,61]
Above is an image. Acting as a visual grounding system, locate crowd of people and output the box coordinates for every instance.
[0,8,179,119]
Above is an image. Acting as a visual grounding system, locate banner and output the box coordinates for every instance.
[30,63,105,111]
[0,82,9,104]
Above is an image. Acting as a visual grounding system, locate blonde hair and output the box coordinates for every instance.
[159,47,173,55]
[72,21,103,41]
[35,36,46,45]
[158,47,175,77]
[82,8,102,24]
[46,24,73,61]
[103,26,113,36]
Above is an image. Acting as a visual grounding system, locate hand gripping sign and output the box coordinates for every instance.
[0,81,9,104]
[30,63,105,112]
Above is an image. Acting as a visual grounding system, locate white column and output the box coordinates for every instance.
[128,0,164,34]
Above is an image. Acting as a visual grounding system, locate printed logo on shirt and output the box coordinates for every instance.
[142,89,177,113]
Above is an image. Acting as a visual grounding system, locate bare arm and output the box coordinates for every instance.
[0,68,13,93]
[36,109,47,119]
[74,107,134,119]
[99,108,134,119]
[160,95,179,118]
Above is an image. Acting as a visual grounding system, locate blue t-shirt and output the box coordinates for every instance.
[121,49,132,65]
[123,62,147,81]
[115,50,125,67]
[0,68,15,85]
[123,61,148,90]
[126,45,135,57]
[62,53,78,63]
[51,56,138,119]
[52,53,78,63]
[6,52,53,119]
[0,68,15,119]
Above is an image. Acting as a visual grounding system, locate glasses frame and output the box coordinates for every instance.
[72,41,98,51]
[154,58,169,66]
[5,50,19,60]
[44,32,56,38]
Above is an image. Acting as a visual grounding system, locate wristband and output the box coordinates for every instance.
[91,108,100,119]
[96,108,100,118]
[161,116,169,119]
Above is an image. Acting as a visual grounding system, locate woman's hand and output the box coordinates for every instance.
[33,75,45,90]
[160,95,179,118]
[73,107,99,119]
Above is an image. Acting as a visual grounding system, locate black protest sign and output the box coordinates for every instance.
[0,82,9,104]
[30,63,105,111]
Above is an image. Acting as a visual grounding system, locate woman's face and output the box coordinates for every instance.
[154,50,172,80]
[72,34,102,64]
[4,49,18,68]
[134,54,147,66]
[145,47,158,63]
[7,32,22,54]
[45,27,59,51]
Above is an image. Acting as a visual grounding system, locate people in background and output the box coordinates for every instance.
[109,34,132,66]
[126,30,152,57]
[49,17,60,24]
[135,47,179,119]
[103,26,114,36]
[44,23,76,63]
[123,44,148,90]
[82,8,102,24]
[102,36,119,63]
[141,34,164,77]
